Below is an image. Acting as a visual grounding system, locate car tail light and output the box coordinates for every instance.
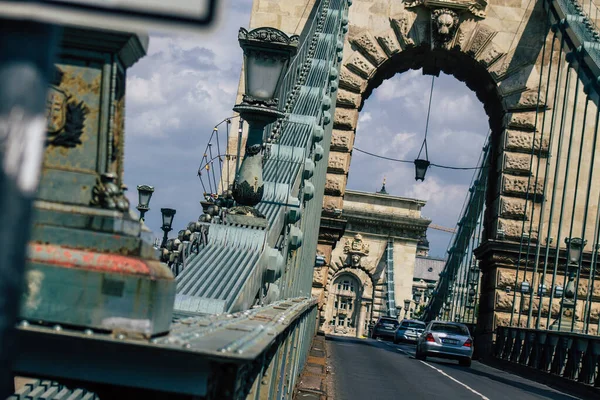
[426,333,435,342]
[463,338,473,347]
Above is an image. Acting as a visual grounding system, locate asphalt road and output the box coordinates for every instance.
[326,336,581,400]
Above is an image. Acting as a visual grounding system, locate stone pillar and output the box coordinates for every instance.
[20,27,175,338]
[357,301,367,337]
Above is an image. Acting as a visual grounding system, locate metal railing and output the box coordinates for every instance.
[495,326,600,389]
[9,0,351,398]
[12,297,319,399]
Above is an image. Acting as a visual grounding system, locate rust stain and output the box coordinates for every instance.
[27,244,175,280]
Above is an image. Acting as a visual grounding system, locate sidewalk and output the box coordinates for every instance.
[294,333,329,400]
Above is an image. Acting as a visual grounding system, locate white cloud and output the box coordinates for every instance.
[358,112,372,123]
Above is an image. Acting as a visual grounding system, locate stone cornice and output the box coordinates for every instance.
[61,26,148,68]
[346,212,430,240]
[345,189,427,208]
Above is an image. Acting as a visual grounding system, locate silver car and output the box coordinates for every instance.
[394,319,426,343]
[415,321,473,367]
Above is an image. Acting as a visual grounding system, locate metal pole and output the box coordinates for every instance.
[0,18,60,398]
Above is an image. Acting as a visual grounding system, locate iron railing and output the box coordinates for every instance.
[10,0,351,398]
[495,326,600,389]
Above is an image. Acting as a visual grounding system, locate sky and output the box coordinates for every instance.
[123,0,489,258]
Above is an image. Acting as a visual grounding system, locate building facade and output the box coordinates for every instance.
[314,188,430,337]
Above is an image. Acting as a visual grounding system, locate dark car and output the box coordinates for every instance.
[371,316,399,340]
[394,319,426,343]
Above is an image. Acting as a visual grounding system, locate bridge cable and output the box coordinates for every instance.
[353,147,484,170]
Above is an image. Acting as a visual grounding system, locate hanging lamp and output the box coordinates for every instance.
[414,75,435,181]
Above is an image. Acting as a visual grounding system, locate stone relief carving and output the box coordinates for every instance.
[432,8,460,48]
[46,67,89,148]
[343,233,370,268]
[405,0,488,18]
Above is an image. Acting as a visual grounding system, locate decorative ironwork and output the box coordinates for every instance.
[90,173,129,211]
[45,67,89,148]
[238,27,300,46]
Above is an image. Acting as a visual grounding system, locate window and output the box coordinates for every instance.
[348,302,353,310]
[337,283,341,290]
[430,323,469,335]
[338,318,346,326]
[343,281,350,291]
[401,321,426,328]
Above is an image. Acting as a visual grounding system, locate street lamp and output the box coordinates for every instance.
[469,266,479,284]
[414,159,430,181]
[160,208,176,248]
[565,237,586,265]
[413,291,422,305]
[136,185,154,222]
[229,27,299,218]
[551,237,586,331]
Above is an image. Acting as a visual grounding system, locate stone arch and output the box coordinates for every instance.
[324,5,549,247]
[322,267,375,337]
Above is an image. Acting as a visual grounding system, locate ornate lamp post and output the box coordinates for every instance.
[551,237,586,331]
[160,208,176,248]
[229,27,299,218]
[414,159,430,181]
[413,290,422,305]
[403,298,411,319]
[136,184,154,222]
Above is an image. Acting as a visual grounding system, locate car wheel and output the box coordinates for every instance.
[459,358,472,367]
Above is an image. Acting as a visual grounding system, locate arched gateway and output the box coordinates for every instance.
[240,0,600,351]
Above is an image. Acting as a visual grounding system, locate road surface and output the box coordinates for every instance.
[326,336,581,400]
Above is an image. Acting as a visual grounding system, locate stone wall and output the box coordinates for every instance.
[242,0,600,346]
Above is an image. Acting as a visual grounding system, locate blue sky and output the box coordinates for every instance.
[123,0,489,258]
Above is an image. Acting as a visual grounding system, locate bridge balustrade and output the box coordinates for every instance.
[494,326,600,388]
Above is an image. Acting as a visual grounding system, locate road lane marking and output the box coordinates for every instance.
[419,361,490,400]
[393,346,489,400]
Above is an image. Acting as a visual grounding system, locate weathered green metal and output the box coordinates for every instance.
[0,18,61,400]
[175,0,346,316]
[20,26,176,337]
[14,296,317,398]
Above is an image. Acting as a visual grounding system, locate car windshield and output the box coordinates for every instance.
[401,321,425,328]
[430,323,469,335]
[379,318,398,326]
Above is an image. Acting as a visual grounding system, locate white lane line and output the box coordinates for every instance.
[395,347,489,400]
[419,361,490,400]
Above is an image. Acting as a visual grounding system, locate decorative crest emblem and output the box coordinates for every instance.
[343,233,370,267]
[46,86,68,134]
[45,66,88,148]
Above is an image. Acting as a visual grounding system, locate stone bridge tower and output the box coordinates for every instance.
[239,0,600,353]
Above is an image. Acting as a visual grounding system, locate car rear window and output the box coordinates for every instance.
[379,318,399,326]
[401,321,426,328]
[430,323,469,335]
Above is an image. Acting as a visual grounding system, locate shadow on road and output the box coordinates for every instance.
[423,358,579,400]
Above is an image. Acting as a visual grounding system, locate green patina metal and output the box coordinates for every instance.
[21,26,175,337]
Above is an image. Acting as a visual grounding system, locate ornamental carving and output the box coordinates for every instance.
[238,27,300,47]
[90,173,129,212]
[46,67,89,148]
[405,0,488,18]
[343,233,370,268]
[432,9,459,47]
